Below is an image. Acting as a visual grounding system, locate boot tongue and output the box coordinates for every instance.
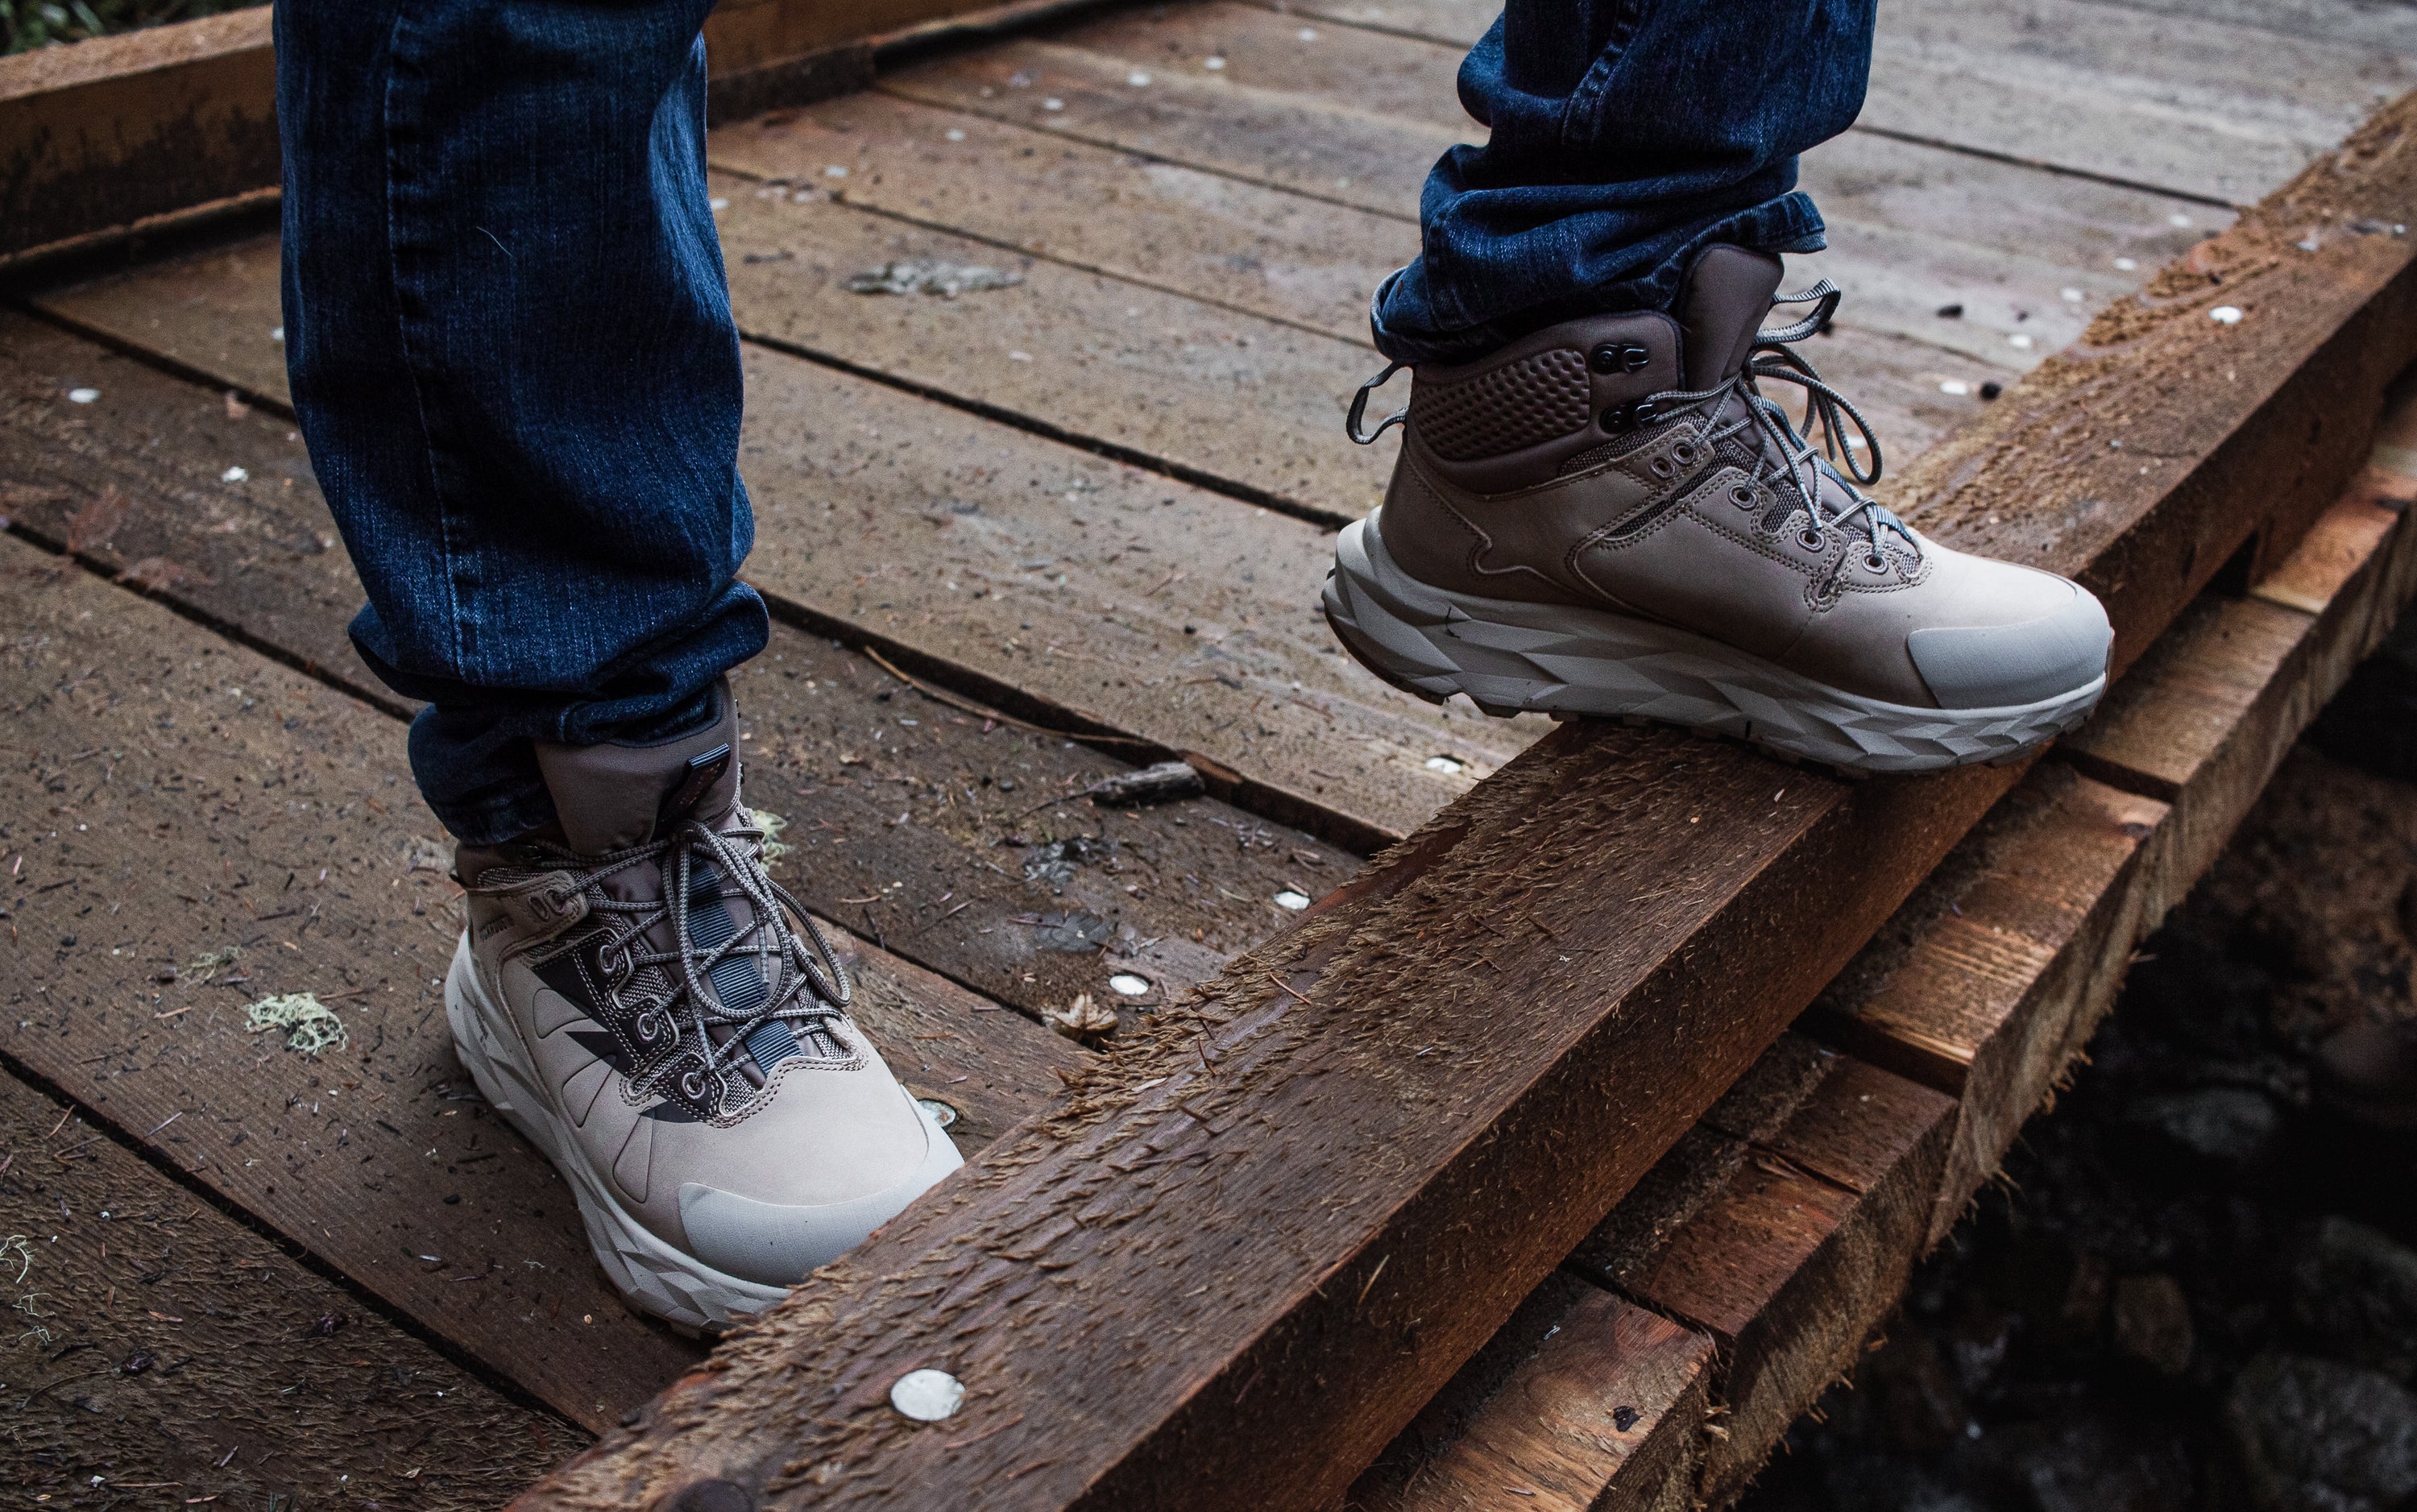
[533,682,740,855]
[1676,244,1785,390]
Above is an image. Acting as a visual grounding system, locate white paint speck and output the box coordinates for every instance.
[66,387,100,404]
[708,197,729,211]
[2210,305,2244,325]
[944,128,967,142]
[1109,973,1152,996]
[1939,379,1971,396]
[1424,755,1465,773]
[2008,333,2034,350]
[2113,257,2138,272]
[1009,350,1034,362]
[2060,287,2084,302]
[891,1369,966,1421]
[1298,26,1319,39]
[2168,212,2192,228]
[914,1098,958,1129]
[824,164,849,179]
[1203,55,1226,70]
[1274,889,1312,911]
[271,325,285,342]
[1127,70,1152,86]
[221,466,249,483]
[1043,97,1065,111]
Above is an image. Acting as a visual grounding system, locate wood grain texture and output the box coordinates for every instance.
[1804,768,2170,1243]
[710,89,1412,344]
[27,239,1534,846]
[519,92,2417,1512]
[0,1064,581,1505]
[0,309,1358,1025]
[0,7,276,259]
[0,527,1079,1431]
[0,0,1095,261]
[1260,0,2413,205]
[1632,1060,1954,1507]
[1345,1278,1713,1512]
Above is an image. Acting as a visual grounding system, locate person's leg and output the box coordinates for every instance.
[1372,0,1875,365]
[277,1,957,1332]
[277,0,765,847]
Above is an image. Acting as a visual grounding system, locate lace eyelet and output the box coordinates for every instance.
[679,1068,707,1101]
[1672,442,1697,465]
[1801,529,1826,551]
[1730,485,1756,508]
[634,1011,661,1044]
[1649,457,1675,479]
[1865,553,1888,572]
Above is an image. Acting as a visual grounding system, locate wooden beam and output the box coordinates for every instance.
[0,0,1103,264]
[1358,463,2417,1512]
[513,90,2417,1512]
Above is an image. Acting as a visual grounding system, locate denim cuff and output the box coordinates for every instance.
[1370,192,1830,367]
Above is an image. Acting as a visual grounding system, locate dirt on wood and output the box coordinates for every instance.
[0,1067,579,1506]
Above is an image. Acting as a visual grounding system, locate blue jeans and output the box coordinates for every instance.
[276,0,1869,843]
[1372,0,1875,365]
[278,0,765,844]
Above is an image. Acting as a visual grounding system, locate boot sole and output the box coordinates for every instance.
[1323,515,2104,775]
[443,933,787,1334]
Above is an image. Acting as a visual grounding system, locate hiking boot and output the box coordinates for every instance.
[1326,246,2113,773]
[442,681,960,1332]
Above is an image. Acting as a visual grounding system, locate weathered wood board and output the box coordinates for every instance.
[0,527,1084,1431]
[0,1064,582,1504]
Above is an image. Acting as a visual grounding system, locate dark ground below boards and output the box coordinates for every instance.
[1738,614,2417,1512]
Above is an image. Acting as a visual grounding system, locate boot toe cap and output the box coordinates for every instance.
[1906,579,2112,710]
[674,1096,964,1285]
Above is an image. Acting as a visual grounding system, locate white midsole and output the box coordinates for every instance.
[1323,513,2104,773]
[443,933,787,1332]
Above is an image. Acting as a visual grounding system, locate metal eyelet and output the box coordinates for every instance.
[1649,457,1675,479]
[1801,529,1826,551]
[634,1011,661,1044]
[1672,442,1697,465]
[1865,552,1888,572]
[680,1068,707,1101]
[1730,485,1756,508]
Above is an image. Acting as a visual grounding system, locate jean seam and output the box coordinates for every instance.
[381,1,472,690]
[1561,0,1649,155]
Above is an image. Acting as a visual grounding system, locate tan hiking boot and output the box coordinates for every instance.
[1325,246,2112,773]
[442,681,959,1331]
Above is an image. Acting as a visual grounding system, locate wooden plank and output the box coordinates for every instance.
[27,243,1532,846]
[718,81,2001,451]
[1258,0,2408,205]
[1859,0,2415,206]
[712,172,1397,523]
[0,309,1357,1024]
[0,7,277,261]
[1345,1274,1713,1512]
[1803,768,2170,1232]
[0,0,1120,265]
[0,526,1076,1431]
[520,90,2417,1512]
[2087,0,2417,53]
[709,89,1412,345]
[0,1064,580,1505]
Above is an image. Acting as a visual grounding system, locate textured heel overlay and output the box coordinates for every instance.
[1411,347,1594,460]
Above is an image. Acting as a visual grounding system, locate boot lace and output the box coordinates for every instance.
[1643,281,1918,570]
[535,811,851,1115]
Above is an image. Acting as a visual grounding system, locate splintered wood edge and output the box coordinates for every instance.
[514,89,2417,1512]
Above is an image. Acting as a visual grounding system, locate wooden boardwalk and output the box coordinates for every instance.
[5,0,2417,1505]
